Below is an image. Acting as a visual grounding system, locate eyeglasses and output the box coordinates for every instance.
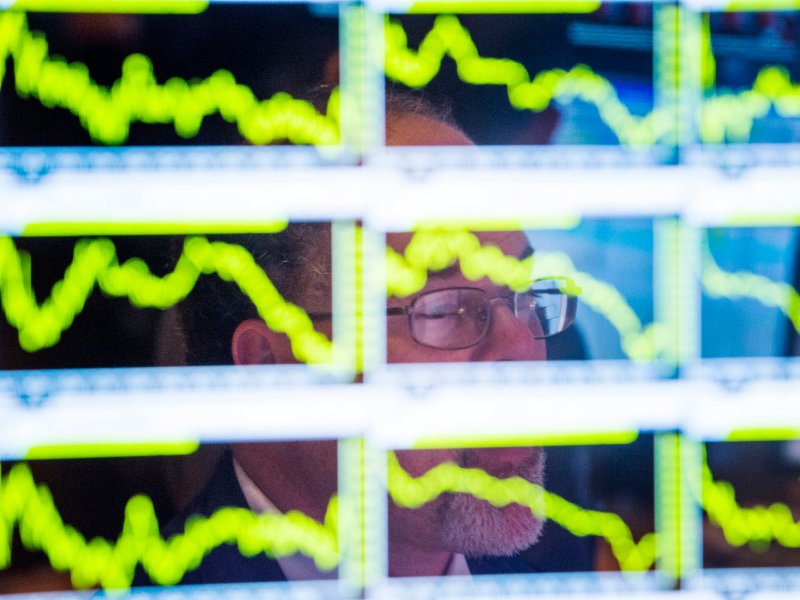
[386,278,579,350]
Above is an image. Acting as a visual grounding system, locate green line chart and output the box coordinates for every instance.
[702,244,800,335]
[387,230,664,361]
[3,11,799,146]
[0,461,339,588]
[385,14,800,145]
[5,446,800,588]
[0,12,340,146]
[1,451,651,589]
[385,14,672,146]
[1,231,660,363]
[0,235,333,363]
[6,230,798,364]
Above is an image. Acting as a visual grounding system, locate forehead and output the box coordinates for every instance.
[385,114,472,146]
[387,230,531,297]
[387,230,530,259]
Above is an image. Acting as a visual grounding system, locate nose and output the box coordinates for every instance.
[471,298,546,362]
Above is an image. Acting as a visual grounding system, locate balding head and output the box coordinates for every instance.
[386,113,472,146]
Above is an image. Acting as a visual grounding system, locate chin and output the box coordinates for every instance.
[438,493,545,557]
[436,450,546,557]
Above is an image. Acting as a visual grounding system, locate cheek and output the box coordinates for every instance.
[386,322,476,364]
[387,337,475,364]
[386,337,417,365]
[385,319,415,363]
[386,325,462,364]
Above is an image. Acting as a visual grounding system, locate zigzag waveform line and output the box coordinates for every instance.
[0,12,339,146]
[3,11,798,147]
[387,230,664,361]
[2,231,659,362]
[391,446,800,568]
[384,14,672,146]
[385,15,800,145]
[9,229,800,364]
[0,235,333,363]
[386,451,657,571]
[700,451,800,549]
[1,452,656,590]
[0,461,339,589]
[7,446,800,588]
[699,14,800,144]
[702,246,800,335]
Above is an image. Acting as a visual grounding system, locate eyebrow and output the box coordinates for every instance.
[428,264,461,279]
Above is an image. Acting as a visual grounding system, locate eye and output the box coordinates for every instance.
[423,302,465,319]
[477,305,489,322]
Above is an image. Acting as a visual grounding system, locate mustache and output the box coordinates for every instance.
[456,447,546,483]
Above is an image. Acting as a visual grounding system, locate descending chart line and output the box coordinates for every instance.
[0,12,340,146]
[0,235,333,363]
[0,452,654,589]
[1,230,661,363]
[4,446,794,587]
[4,12,798,146]
[387,230,664,361]
[0,461,339,589]
[702,244,800,335]
[385,14,800,145]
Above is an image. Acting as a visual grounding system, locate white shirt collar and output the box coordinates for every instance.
[233,458,470,580]
[233,459,337,581]
[446,553,471,576]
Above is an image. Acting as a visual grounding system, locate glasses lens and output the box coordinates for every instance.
[411,288,487,349]
[524,278,578,338]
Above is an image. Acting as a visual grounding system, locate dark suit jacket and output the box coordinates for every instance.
[134,452,592,586]
[134,453,286,586]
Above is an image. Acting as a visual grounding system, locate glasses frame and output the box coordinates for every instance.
[386,279,579,350]
[308,278,580,351]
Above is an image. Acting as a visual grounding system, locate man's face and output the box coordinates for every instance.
[386,230,547,364]
[386,229,547,559]
[234,116,550,568]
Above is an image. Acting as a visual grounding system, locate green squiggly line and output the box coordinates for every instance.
[1,229,668,363]
[384,14,673,146]
[702,245,800,335]
[387,230,663,361]
[692,444,800,552]
[0,462,338,589]
[385,14,800,145]
[701,457,800,549]
[8,446,794,585]
[386,451,657,571]
[4,11,797,147]
[0,235,333,363]
[0,11,340,146]
[1,452,656,588]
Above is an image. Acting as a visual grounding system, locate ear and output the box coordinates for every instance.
[231,319,296,366]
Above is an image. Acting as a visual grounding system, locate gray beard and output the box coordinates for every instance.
[436,448,546,557]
